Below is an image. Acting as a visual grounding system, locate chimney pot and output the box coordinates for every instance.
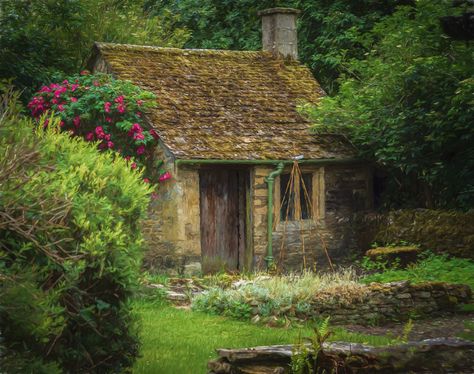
[258,7,300,60]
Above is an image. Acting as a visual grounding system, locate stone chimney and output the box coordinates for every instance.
[258,8,300,60]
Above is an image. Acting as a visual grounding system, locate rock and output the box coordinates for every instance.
[183,262,202,277]
[208,338,474,373]
[395,293,412,299]
[166,291,188,302]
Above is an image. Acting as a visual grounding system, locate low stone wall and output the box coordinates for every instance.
[355,209,474,258]
[309,281,471,325]
[208,338,474,374]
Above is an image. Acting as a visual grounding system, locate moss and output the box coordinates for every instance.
[367,246,419,257]
[366,246,420,267]
[91,42,357,161]
[359,209,474,259]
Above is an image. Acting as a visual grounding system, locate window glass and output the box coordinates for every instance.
[300,173,313,219]
[279,173,313,221]
[280,173,295,221]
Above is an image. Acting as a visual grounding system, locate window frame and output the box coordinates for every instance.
[274,167,325,225]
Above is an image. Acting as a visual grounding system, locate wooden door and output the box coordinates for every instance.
[199,168,248,273]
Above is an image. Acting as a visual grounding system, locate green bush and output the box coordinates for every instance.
[361,253,474,290]
[0,90,152,372]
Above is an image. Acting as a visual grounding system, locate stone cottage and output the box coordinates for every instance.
[88,8,373,275]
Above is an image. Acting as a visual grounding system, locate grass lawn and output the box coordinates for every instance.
[133,302,394,374]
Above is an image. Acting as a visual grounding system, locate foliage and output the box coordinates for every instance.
[134,301,396,374]
[361,253,474,290]
[304,0,474,209]
[0,91,152,372]
[290,317,333,374]
[28,72,168,184]
[192,270,366,321]
[147,0,411,94]
[0,0,189,99]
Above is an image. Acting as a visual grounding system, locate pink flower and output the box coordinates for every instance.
[57,104,64,112]
[149,129,160,140]
[124,156,131,161]
[159,172,172,182]
[54,86,67,98]
[136,100,144,106]
[93,81,100,87]
[80,70,89,75]
[104,102,112,113]
[143,178,150,183]
[39,86,51,93]
[133,132,145,141]
[131,162,137,170]
[106,117,113,123]
[70,97,78,102]
[71,84,79,91]
[62,79,69,85]
[136,112,142,117]
[95,126,105,139]
[136,145,145,155]
[51,98,58,104]
[114,95,125,104]
[131,123,142,133]
[104,134,111,141]
[60,120,65,127]
[117,104,126,114]
[107,141,114,148]
[86,132,94,141]
[73,116,80,127]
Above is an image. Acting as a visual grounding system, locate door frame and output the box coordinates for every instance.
[198,165,253,273]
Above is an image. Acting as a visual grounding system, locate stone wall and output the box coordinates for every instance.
[310,281,471,325]
[143,160,373,274]
[142,149,202,275]
[355,209,474,258]
[264,164,372,271]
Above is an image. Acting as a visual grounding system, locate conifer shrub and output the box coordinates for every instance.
[0,90,152,372]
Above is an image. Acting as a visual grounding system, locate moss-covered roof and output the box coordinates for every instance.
[91,42,357,160]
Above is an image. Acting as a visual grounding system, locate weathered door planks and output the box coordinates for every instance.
[199,168,248,273]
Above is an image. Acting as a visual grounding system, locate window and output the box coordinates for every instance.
[279,173,313,221]
[275,168,325,224]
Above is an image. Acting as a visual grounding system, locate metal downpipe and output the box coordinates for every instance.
[264,162,285,269]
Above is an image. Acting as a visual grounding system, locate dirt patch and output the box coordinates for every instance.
[343,312,474,341]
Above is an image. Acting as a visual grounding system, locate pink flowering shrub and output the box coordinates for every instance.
[28,72,169,184]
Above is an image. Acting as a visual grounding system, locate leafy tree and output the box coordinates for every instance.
[304,0,474,209]
[0,87,152,372]
[146,0,411,94]
[0,0,189,98]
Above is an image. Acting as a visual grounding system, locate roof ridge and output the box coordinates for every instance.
[94,42,273,58]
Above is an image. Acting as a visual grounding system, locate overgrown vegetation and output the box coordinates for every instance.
[0,89,152,372]
[0,0,189,99]
[361,252,474,290]
[192,270,366,322]
[304,0,474,209]
[28,72,168,184]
